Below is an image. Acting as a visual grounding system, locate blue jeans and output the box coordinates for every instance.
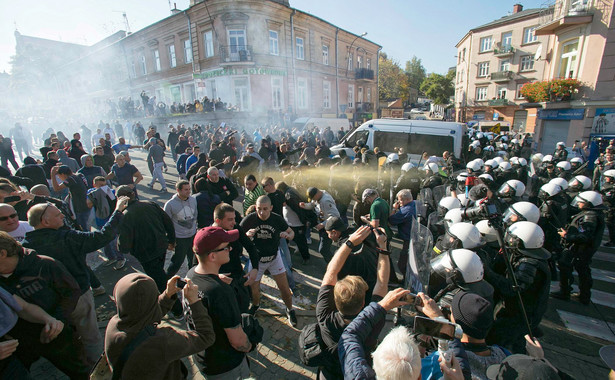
[75,210,91,232]
[95,217,124,261]
[318,229,333,263]
[149,161,166,189]
[278,238,295,290]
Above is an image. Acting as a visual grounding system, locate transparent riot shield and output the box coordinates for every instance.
[405,216,434,294]
[426,211,441,232]
[432,185,447,206]
[419,187,435,214]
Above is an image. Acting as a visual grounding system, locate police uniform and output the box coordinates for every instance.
[601,181,615,245]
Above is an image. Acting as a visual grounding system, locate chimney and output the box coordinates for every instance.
[171,2,181,15]
[513,4,523,13]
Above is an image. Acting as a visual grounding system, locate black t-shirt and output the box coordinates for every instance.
[239,212,288,258]
[267,190,285,216]
[64,174,89,213]
[185,268,245,375]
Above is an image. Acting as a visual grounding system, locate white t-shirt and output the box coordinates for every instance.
[8,222,34,242]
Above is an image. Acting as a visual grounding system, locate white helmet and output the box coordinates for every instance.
[532,153,544,164]
[486,134,494,141]
[457,172,469,183]
[518,158,528,167]
[504,201,540,224]
[471,140,481,148]
[570,157,583,165]
[467,160,482,173]
[387,153,399,163]
[445,249,484,283]
[476,132,484,139]
[425,162,439,174]
[549,177,569,191]
[474,158,485,167]
[505,221,550,259]
[604,169,615,179]
[498,180,526,197]
[401,162,415,172]
[511,138,519,145]
[510,157,519,165]
[484,159,498,169]
[556,161,571,171]
[542,154,553,163]
[539,183,562,198]
[457,193,469,207]
[498,161,513,172]
[439,196,462,212]
[479,173,494,182]
[500,136,509,142]
[475,220,499,243]
[484,145,494,152]
[444,208,464,228]
[501,143,509,151]
[557,141,566,148]
[448,222,484,249]
[568,175,592,191]
[493,157,504,165]
[572,191,603,208]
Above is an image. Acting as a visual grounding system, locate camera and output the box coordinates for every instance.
[413,316,463,340]
[176,278,187,289]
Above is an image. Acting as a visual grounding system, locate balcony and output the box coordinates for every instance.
[490,71,513,82]
[355,102,373,112]
[536,1,594,35]
[219,45,254,65]
[493,45,515,57]
[355,68,375,80]
[488,98,510,107]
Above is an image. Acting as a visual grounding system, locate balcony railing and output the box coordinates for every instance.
[494,45,515,57]
[488,98,510,106]
[539,0,594,26]
[490,71,513,82]
[355,102,373,112]
[220,45,253,63]
[355,68,375,80]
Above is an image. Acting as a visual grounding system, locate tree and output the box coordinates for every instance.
[378,52,408,101]
[420,68,456,105]
[404,56,426,91]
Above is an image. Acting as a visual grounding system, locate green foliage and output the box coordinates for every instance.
[404,56,426,91]
[378,52,408,101]
[520,78,582,102]
[420,68,455,105]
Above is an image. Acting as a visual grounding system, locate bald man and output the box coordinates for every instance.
[0,203,32,242]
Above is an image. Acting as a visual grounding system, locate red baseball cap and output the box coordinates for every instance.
[193,227,239,255]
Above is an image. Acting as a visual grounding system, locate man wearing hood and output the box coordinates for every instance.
[77,154,107,189]
[15,156,48,189]
[68,139,86,167]
[56,149,79,174]
[51,165,91,231]
[105,273,214,380]
[147,137,167,192]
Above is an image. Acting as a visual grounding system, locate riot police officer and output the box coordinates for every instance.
[537,183,568,279]
[567,175,592,200]
[552,191,606,304]
[556,160,572,180]
[421,162,444,189]
[394,162,422,200]
[601,169,615,246]
[553,141,568,162]
[497,179,526,207]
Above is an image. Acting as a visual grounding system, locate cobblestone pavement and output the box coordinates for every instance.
[29,149,613,379]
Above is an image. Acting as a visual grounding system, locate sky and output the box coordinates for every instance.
[0,0,548,75]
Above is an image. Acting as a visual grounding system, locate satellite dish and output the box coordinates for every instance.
[534,45,543,61]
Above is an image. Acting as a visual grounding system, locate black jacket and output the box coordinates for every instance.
[207,177,239,205]
[22,211,123,293]
[15,164,48,189]
[118,200,175,262]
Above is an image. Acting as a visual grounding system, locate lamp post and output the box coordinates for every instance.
[345,32,367,126]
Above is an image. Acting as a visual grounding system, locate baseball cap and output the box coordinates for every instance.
[278,158,291,168]
[307,187,318,201]
[193,227,239,255]
[246,143,254,149]
[451,291,493,340]
[324,217,347,232]
[486,354,559,380]
[57,165,72,175]
[362,188,378,202]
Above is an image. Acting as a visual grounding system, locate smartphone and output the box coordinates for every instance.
[399,293,423,307]
[176,278,187,289]
[3,196,21,203]
[413,316,462,340]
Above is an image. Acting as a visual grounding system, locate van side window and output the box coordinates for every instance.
[345,130,369,147]
[373,132,410,153]
[408,134,454,156]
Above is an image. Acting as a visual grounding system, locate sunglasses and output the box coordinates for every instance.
[39,203,52,223]
[0,213,17,221]
[208,246,231,254]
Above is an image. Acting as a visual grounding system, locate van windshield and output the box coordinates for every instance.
[407,134,454,156]
[345,130,369,147]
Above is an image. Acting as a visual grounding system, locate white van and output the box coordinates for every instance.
[330,119,468,161]
[292,117,351,132]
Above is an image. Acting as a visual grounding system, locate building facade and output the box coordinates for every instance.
[455,4,550,133]
[49,0,380,123]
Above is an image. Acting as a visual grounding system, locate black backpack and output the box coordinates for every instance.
[297,322,335,367]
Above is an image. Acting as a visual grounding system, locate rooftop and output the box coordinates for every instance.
[472,8,542,31]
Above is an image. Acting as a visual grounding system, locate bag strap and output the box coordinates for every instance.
[112,325,156,380]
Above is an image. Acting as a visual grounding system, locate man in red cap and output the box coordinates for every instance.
[185,226,252,378]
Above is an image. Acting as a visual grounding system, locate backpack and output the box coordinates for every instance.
[297,322,334,367]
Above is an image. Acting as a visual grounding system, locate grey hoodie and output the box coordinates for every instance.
[57,149,80,173]
[163,193,197,238]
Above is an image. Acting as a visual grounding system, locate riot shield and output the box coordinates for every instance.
[426,211,441,232]
[432,185,447,206]
[405,216,434,294]
[419,187,436,214]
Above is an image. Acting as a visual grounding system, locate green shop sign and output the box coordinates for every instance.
[193,67,287,79]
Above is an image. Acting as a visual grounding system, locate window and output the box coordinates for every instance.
[168,44,177,68]
[460,69,465,83]
[322,45,329,65]
[520,56,534,71]
[297,77,308,109]
[480,36,493,52]
[462,48,466,62]
[140,55,147,75]
[296,37,304,60]
[523,26,538,44]
[184,83,196,103]
[233,77,250,111]
[516,83,525,99]
[497,85,507,99]
[269,30,279,55]
[357,87,364,103]
[374,132,410,153]
[407,134,454,156]
[499,59,510,72]
[130,60,136,78]
[501,32,513,48]
[347,52,353,71]
[357,56,363,69]
[271,77,283,109]
[203,30,214,58]
[208,80,217,100]
[367,87,371,103]
[476,86,488,101]
[348,84,355,108]
[366,58,371,70]
[478,62,490,77]
[229,30,246,54]
[559,39,579,78]
[170,85,181,103]
[323,81,331,108]
[346,130,369,147]
[183,40,193,64]
[154,50,161,71]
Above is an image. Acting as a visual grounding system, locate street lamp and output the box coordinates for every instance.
[346,32,368,76]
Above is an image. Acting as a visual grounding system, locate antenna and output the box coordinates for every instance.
[534,44,543,61]
[113,10,131,34]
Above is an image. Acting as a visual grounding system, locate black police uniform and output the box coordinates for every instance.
[601,181,615,245]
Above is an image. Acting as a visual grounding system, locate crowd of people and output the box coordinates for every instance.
[0,116,614,380]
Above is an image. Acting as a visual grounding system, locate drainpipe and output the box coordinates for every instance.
[376,46,382,118]
[184,11,195,75]
[290,9,297,114]
[336,28,340,117]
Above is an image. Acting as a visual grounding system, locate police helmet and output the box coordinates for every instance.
[475,220,499,243]
[539,183,562,199]
[568,175,592,191]
[401,162,415,172]
[556,161,571,171]
[549,177,569,191]
[439,196,462,213]
[572,191,604,208]
[503,201,540,225]
[448,222,484,249]
[430,249,484,284]
[505,221,550,259]
[498,161,513,172]
[542,154,553,163]
[387,153,399,163]
[498,180,526,198]
[444,208,464,228]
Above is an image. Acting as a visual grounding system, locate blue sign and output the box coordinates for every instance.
[473,113,486,120]
[538,108,585,120]
[493,112,500,121]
